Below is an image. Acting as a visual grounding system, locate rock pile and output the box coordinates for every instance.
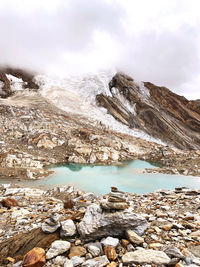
[1,185,200,266]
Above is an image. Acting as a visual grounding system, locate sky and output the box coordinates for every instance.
[0,0,200,99]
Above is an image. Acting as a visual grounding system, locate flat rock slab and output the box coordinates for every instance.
[122,249,170,265]
[77,204,148,241]
[0,228,59,265]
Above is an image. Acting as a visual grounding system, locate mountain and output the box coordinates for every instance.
[96,72,200,150]
[0,67,200,180]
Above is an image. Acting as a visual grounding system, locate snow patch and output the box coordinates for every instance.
[34,70,165,145]
[6,74,24,91]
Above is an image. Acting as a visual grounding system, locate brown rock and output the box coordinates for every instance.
[22,247,46,267]
[162,224,173,231]
[121,239,130,248]
[68,246,87,258]
[107,262,118,267]
[0,228,59,265]
[1,198,18,208]
[126,229,144,245]
[104,246,117,261]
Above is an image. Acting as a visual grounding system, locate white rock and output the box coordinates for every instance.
[71,256,85,266]
[81,255,109,267]
[101,237,119,248]
[86,242,103,257]
[64,259,74,267]
[122,250,170,265]
[60,219,76,237]
[77,204,148,241]
[46,240,71,259]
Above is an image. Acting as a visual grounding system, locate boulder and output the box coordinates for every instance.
[122,249,170,265]
[60,219,76,237]
[46,240,71,259]
[77,204,148,241]
[22,247,46,267]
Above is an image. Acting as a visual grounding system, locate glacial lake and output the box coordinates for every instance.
[1,160,200,194]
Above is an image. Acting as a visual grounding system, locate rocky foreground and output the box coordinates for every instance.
[1,184,200,266]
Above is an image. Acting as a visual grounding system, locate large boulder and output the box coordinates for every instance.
[77,204,148,241]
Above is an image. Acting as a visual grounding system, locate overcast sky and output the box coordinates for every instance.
[0,0,200,99]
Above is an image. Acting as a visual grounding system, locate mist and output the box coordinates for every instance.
[0,0,200,99]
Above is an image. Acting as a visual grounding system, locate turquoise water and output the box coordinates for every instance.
[1,160,199,194]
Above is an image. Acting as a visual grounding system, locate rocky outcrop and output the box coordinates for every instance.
[0,67,39,98]
[77,204,148,241]
[96,72,200,149]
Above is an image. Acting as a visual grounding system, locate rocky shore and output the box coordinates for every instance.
[1,184,200,266]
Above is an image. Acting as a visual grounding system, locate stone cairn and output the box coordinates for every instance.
[100,187,129,210]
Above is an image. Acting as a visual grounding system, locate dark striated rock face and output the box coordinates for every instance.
[96,73,200,150]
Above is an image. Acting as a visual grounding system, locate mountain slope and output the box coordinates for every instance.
[96,73,200,149]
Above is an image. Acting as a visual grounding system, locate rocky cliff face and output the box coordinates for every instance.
[0,67,39,98]
[96,73,200,150]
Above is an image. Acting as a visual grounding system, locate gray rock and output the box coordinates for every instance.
[71,256,85,266]
[101,237,119,248]
[164,246,184,259]
[46,240,71,259]
[86,242,103,257]
[60,219,76,237]
[122,249,170,265]
[81,255,109,267]
[77,204,148,241]
[54,256,68,265]
[64,259,74,267]
[42,213,60,233]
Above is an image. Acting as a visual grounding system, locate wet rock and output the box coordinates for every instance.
[81,255,109,267]
[1,197,18,208]
[126,229,144,245]
[77,204,148,241]
[46,240,71,259]
[60,219,76,237]
[22,247,46,267]
[68,246,87,258]
[122,249,170,265]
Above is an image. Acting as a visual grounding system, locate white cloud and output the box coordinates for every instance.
[0,0,200,98]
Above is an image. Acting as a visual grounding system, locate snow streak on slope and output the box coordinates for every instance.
[34,70,165,145]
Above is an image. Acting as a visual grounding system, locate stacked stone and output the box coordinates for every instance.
[100,187,128,210]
